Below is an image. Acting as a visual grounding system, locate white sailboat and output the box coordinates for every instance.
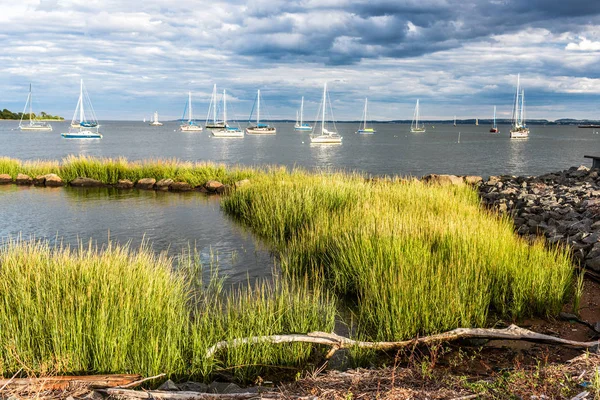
[149,111,163,126]
[180,91,203,131]
[19,84,53,131]
[410,99,426,133]
[211,90,244,138]
[294,96,312,131]
[246,90,276,134]
[205,84,225,129]
[454,115,456,127]
[309,83,342,144]
[490,106,499,133]
[356,98,376,134]
[510,74,529,139]
[61,79,102,139]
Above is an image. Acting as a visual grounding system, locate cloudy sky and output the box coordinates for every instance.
[2,0,600,121]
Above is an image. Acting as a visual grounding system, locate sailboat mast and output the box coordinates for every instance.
[257,90,260,125]
[29,84,33,123]
[493,105,497,128]
[520,90,525,126]
[416,99,420,127]
[223,90,227,124]
[513,74,520,127]
[213,84,217,124]
[363,98,368,129]
[321,83,327,135]
[300,96,304,125]
[79,79,84,124]
[188,92,192,122]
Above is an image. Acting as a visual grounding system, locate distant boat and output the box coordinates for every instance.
[149,111,163,126]
[294,96,312,131]
[578,124,600,128]
[212,90,243,138]
[246,90,276,135]
[62,79,102,139]
[454,115,456,127]
[475,118,479,126]
[309,83,342,144]
[356,98,376,134]
[490,106,499,133]
[180,91,203,132]
[410,99,426,133]
[510,74,529,139]
[143,117,146,123]
[19,84,53,131]
[205,84,226,129]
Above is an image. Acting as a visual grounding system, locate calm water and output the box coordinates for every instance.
[1,120,598,177]
[0,185,271,283]
[1,120,598,281]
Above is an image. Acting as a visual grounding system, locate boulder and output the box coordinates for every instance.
[585,255,600,272]
[0,174,11,184]
[215,184,232,195]
[115,179,134,189]
[157,379,179,391]
[155,178,174,191]
[422,174,463,186]
[234,179,251,188]
[170,181,192,191]
[33,175,46,186]
[463,175,482,185]
[15,173,33,185]
[178,382,208,393]
[70,177,103,187]
[43,174,64,187]
[205,180,224,192]
[136,178,156,190]
[195,185,209,193]
[208,382,243,394]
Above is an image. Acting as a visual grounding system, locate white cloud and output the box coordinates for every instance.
[566,36,600,51]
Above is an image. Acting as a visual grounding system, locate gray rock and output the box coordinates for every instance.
[0,173,11,184]
[170,181,192,191]
[585,256,600,272]
[136,178,156,190]
[208,382,243,394]
[178,382,208,392]
[70,177,103,187]
[155,178,174,191]
[15,173,32,185]
[205,180,224,192]
[158,379,180,391]
[115,179,134,189]
[43,174,64,187]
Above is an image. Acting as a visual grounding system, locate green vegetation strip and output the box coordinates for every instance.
[221,170,575,341]
[0,156,259,187]
[0,240,335,381]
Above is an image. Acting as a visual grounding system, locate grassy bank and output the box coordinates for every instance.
[0,156,258,187]
[0,239,335,380]
[222,170,575,341]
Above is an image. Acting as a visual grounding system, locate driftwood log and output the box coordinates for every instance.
[100,388,277,399]
[0,374,142,392]
[206,324,600,359]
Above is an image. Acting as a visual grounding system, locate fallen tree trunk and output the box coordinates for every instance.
[0,374,142,392]
[206,324,600,359]
[100,388,276,399]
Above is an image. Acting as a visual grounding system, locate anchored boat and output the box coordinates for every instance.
[180,92,203,132]
[410,99,426,133]
[211,90,243,138]
[246,90,276,135]
[205,84,226,129]
[490,106,499,133]
[149,111,163,126]
[19,84,53,132]
[294,96,312,131]
[61,79,102,139]
[510,74,529,139]
[309,83,342,144]
[356,98,376,134]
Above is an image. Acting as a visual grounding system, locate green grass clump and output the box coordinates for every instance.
[0,155,258,187]
[0,239,335,380]
[222,170,574,341]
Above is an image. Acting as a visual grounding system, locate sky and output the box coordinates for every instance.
[1,0,600,121]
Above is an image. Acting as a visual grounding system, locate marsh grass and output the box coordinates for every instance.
[0,239,335,381]
[0,156,258,186]
[222,170,575,341]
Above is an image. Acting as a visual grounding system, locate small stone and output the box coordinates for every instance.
[0,174,11,184]
[136,178,156,190]
[43,174,64,187]
[170,181,192,191]
[155,178,174,191]
[70,177,103,187]
[158,379,179,391]
[115,179,134,189]
[15,173,32,185]
[205,180,224,192]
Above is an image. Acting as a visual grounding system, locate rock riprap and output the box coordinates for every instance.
[479,165,600,271]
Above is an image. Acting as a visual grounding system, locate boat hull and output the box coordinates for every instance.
[19,125,53,132]
[294,125,312,131]
[206,123,226,129]
[246,127,276,135]
[180,124,203,132]
[410,128,426,133]
[490,128,499,133]
[211,129,244,138]
[356,129,376,134]
[309,134,342,144]
[510,129,529,138]
[149,122,163,126]
[61,131,102,139]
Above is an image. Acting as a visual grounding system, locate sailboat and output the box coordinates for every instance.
[19,84,53,131]
[61,79,102,139]
[309,83,342,144]
[180,92,203,131]
[211,90,243,138]
[475,118,479,126]
[454,116,456,127]
[410,99,426,133]
[246,90,276,134]
[205,84,225,129]
[510,74,529,139]
[356,98,376,134]
[294,96,312,131]
[490,106,499,133]
[149,111,163,126]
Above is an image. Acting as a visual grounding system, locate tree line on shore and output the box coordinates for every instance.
[0,108,63,120]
